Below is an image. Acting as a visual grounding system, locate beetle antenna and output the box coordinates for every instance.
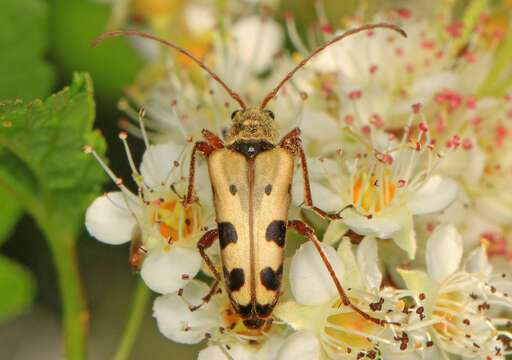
[91,30,247,109]
[260,23,407,108]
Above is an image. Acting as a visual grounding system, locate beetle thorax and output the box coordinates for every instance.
[225,107,278,145]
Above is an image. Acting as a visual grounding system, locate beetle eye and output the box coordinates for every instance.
[231,110,240,119]
[266,110,275,120]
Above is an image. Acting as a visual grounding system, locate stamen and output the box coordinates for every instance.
[284,13,309,56]
[119,131,140,176]
[138,108,150,149]
[83,146,138,202]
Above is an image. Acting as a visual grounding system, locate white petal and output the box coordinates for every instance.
[464,245,492,275]
[461,210,502,250]
[153,280,217,344]
[85,192,137,245]
[407,176,459,215]
[198,345,229,360]
[184,3,216,35]
[141,247,202,294]
[397,269,438,311]
[356,236,382,290]
[290,241,344,305]
[139,142,183,188]
[232,16,283,73]
[426,224,462,283]
[199,342,258,360]
[475,195,512,225]
[309,182,344,212]
[258,334,286,359]
[391,207,416,260]
[342,208,402,239]
[292,180,343,212]
[278,330,320,360]
[337,238,363,289]
[274,300,327,332]
[300,110,339,142]
[323,220,348,246]
[410,72,457,100]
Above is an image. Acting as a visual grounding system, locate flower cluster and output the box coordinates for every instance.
[86,1,512,359]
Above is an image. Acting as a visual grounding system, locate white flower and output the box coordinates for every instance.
[120,17,299,146]
[296,111,459,259]
[232,16,284,74]
[276,238,408,359]
[154,280,287,359]
[398,225,512,359]
[85,131,214,294]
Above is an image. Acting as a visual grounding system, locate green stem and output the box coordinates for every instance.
[478,18,512,96]
[37,210,88,360]
[113,278,151,360]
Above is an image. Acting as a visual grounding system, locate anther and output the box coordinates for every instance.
[349,90,362,100]
[139,108,146,118]
[119,131,128,140]
[83,145,93,154]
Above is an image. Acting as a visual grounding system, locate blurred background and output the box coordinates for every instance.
[0,0,509,359]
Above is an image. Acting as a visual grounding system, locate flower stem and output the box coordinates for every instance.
[43,224,89,360]
[113,278,152,360]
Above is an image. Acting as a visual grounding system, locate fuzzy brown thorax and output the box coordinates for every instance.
[225,107,278,145]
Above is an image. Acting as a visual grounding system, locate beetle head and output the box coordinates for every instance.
[226,107,278,144]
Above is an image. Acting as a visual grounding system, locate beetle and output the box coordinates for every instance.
[92,23,406,330]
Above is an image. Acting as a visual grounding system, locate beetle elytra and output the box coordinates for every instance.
[92,23,406,330]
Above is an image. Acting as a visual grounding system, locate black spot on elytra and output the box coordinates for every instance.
[229,184,237,195]
[224,267,244,292]
[264,184,272,195]
[260,265,283,291]
[237,303,252,318]
[265,220,286,247]
[243,318,265,329]
[255,303,273,317]
[218,222,237,249]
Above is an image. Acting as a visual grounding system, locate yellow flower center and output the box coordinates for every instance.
[323,301,383,354]
[155,198,196,242]
[432,292,463,338]
[352,173,396,213]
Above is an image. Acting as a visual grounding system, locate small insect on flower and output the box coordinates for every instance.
[91,23,407,331]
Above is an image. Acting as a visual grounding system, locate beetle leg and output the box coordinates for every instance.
[201,129,224,149]
[296,144,354,220]
[279,128,350,220]
[184,131,224,206]
[184,141,215,206]
[287,220,400,327]
[189,229,221,312]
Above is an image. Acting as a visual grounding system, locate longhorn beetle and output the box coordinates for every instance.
[92,23,406,330]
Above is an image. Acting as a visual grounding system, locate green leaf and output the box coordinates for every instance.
[0,72,106,238]
[0,188,23,246]
[0,0,55,100]
[50,0,144,107]
[0,255,36,323]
